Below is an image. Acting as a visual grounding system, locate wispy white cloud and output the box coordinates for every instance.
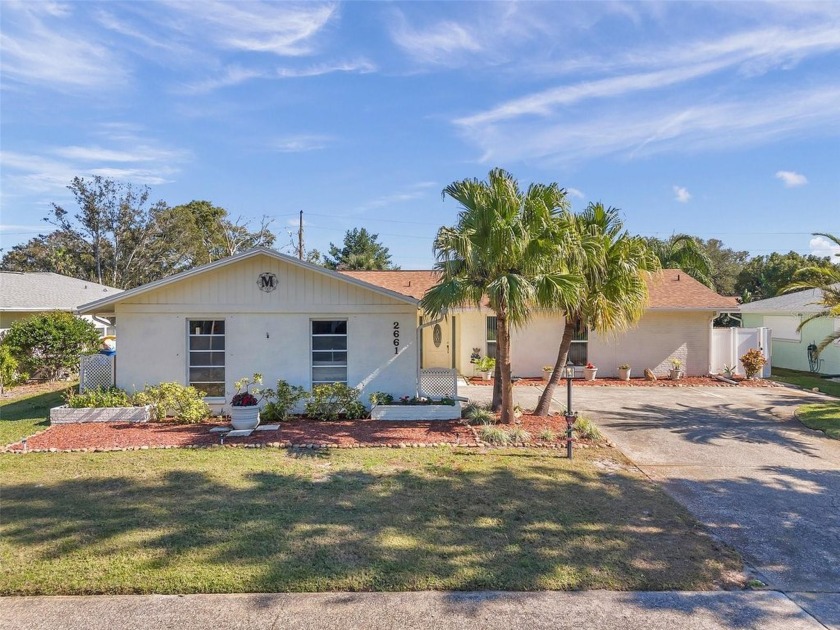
[162,1,337,57]
[272,135,334,153]
[1,128,188,197]
[357,182,437,210]
[809,235,840,259]
[775,170,808,187]
[0,2,127,90]
[276,59,376,78]
[390,15,482,65]
[457,84,840,164]
[673,186,691,203]
[567,188,585,199]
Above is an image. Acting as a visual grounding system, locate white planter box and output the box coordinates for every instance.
[371,404,461,421]
[50,405,152,424]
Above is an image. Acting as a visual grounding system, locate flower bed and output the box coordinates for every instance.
[467,376,780,388]
[3,414,607,453]
[50,405,152,424]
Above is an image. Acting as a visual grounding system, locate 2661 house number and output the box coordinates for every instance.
[393,321,400,354]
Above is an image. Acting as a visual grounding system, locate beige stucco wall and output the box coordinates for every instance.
[588,311,714,377]
[112,253,419,409]
[430,308,714,378]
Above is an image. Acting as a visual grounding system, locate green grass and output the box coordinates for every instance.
[796,403,840,439]
[0,447,741,595]
[0,382,70,445]
[770,368,840,398]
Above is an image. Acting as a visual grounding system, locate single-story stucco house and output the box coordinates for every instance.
[740,286,839,375]
[0,271,120,336]
[343,268,738,379]
[77,248,422,410]
[77,248,739,411]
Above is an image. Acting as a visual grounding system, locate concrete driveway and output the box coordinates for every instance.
[465,384,840,628]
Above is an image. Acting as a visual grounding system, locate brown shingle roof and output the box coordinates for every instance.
[340,268,739,311]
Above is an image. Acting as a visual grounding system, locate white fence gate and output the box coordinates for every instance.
[79,353,115,392]
[710,327,771,377]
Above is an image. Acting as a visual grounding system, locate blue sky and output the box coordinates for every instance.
[2,1,839,268]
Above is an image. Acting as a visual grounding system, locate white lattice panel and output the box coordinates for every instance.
[80,354,115,392]
[419,368,458,399]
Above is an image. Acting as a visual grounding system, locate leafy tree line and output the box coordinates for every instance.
[644,234,839,302]
[1,177,276,289]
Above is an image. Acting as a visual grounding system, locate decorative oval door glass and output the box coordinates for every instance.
[433,324,443,347]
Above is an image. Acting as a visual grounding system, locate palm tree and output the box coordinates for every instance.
[783,232,840,354]
[421,168,581,424]
[534,203,660,416]
[647,234,713,288]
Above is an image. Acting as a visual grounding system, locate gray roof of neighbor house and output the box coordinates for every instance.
[0,272,122,312]
[739,285,838,314]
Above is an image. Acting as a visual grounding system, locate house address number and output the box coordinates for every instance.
[393,321,400,354]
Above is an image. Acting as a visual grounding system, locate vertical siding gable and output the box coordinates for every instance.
[122,254,410,307]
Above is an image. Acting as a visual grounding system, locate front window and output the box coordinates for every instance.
[486,316,497,360]
[188,320,225,397]
[569,318,588,366]
[312,320,348,385]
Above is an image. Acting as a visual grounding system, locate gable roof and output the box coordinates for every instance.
[341,268,739,311]
[739,285,838,314]
[0,272,122,312]
[76,247,419,314]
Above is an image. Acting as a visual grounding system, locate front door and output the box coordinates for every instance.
[423,318,451,368]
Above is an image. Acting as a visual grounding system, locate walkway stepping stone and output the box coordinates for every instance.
[209,426,230,433]
[255,424,280,431]
[225,429,253,438]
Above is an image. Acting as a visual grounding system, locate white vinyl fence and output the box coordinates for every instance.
[710,327,771,377]
[79,353,115,392]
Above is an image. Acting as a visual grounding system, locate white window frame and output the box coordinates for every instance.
[187,319,225,400]
[311,319,348,386]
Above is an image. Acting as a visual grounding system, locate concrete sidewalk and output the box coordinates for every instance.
[0,591,829,630]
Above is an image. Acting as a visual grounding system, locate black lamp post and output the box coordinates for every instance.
[562,360,577,459]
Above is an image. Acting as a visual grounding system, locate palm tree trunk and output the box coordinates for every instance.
[496,311,515,424]
[491,358,501,411]
[534,318,576,416]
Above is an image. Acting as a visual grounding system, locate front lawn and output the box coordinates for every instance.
[770,368,840,398]
[0,447,741,594]
[0,382,70,445]
[796,403,840,439]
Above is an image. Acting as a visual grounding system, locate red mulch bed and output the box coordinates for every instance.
[4,414,603,453]
[5,418,478,453]
[468,376,778,388]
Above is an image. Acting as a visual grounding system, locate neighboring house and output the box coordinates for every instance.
[0,271,121,336]
[77,248,420,410]
[343,268,739,378]
[740,287,840,375]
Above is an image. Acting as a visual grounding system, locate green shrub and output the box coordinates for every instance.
[0,345,25,393]
[573,416,602,440]
[464,405,495,425]
[344,400,368,420]
[479,424,510,445]
[538,428,556,442]
[260,380,308,421]
[369,391,394,406]
[2,311,100,380]
[134,382,211,424]
[65,386,132,408]
[305,383,364,421]
[509,427,532,444]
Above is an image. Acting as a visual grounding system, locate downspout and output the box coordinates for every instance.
[416,315,444,396]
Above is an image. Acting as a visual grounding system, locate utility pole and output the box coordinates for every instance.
[298,210,304,260]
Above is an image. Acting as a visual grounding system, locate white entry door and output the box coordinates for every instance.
[423,319,452,368]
